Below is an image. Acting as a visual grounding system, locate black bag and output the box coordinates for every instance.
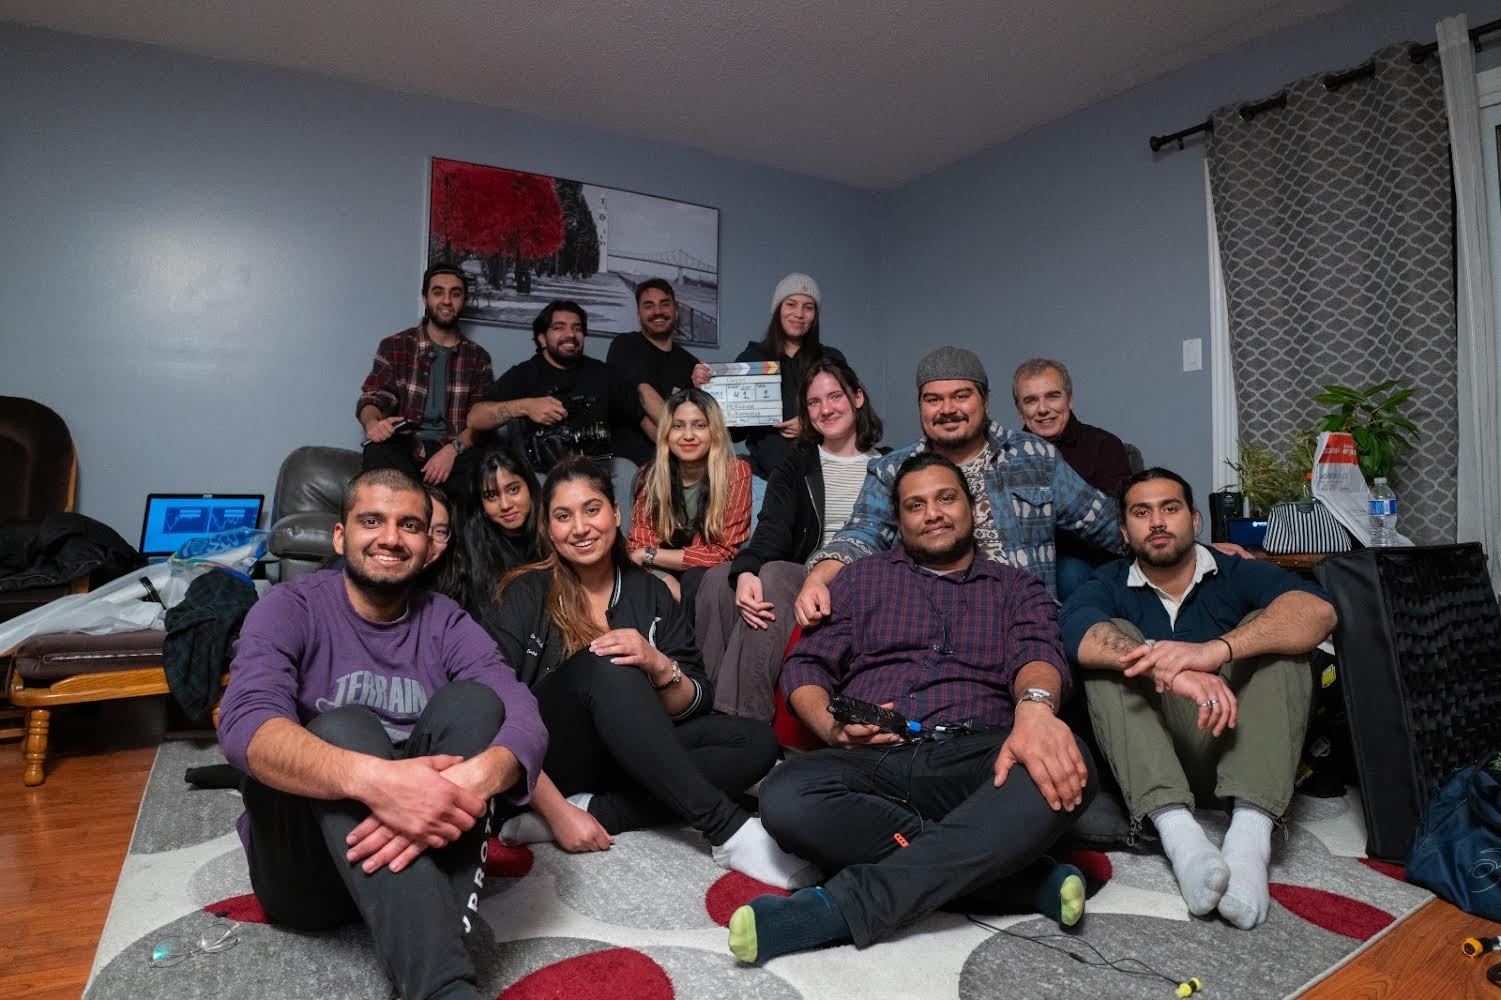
[1407,752,1501,920]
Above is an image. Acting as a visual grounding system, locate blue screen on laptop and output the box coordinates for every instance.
[140,494,264,557]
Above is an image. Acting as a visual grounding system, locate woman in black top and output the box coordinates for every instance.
[433,447,541,618]
[732,273,846,478]
[483,457,815,888]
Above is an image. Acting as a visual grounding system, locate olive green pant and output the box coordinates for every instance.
[1083,617,1314,822]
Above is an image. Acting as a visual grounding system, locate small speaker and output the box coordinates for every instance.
[1209,491,1243,542]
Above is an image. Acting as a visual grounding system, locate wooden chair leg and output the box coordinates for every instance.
[23,708,50,787]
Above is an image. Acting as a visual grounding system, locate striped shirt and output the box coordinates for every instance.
[818,447,876,546]
[782,547,1072,729]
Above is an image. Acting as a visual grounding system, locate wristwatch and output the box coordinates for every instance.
[652,659,682,690]
[450,438,467,456]
[1017,688,1058,713]
[643,546,657,568]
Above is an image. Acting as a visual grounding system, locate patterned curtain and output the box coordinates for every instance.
[1207,45,1456,542]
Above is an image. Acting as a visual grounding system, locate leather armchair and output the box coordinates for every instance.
[268,446,361,581]
[0,397,81,624]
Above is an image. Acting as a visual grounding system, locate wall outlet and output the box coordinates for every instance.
[1183,338,1203,372]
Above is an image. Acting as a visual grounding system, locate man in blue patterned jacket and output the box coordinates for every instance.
[793,346,1119,626]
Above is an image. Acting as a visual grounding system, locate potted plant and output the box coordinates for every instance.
[1313,379,1418,485]
[1224,430,1314,518]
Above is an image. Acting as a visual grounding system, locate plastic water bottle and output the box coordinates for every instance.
[1368,477,1398,546]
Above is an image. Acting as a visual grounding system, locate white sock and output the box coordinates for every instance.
[1152,805,1229,916]
[710,816,821,890]
[1218,804,1274,929]
[498,793,594,845]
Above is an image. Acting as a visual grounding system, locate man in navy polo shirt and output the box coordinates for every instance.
[1060,466,1337,930]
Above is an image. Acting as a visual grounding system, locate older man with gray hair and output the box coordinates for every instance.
[793,346,1120,627]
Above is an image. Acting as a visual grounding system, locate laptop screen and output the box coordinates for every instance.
[140,493,265,558]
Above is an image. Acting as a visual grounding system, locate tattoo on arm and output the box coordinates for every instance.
[1087,621,1142,658]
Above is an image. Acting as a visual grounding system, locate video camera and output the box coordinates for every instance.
[496,392,612,471]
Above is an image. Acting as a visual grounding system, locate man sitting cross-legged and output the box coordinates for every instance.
[1059,466,1337,929]
[217,468,547,1000]
[729,452,1095,964]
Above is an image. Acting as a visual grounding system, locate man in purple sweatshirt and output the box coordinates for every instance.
[218,468,546,1000]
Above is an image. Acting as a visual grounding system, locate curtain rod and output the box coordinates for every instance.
[1147,16,1501,153]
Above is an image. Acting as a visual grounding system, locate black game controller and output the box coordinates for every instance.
[827,694,921,738]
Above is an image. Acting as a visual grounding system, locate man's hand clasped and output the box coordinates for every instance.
[992,703,1088,812]
[345,755,487,875]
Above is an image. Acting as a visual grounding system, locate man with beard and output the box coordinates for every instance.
[605,278,713,464]
[794,346,1119,627]
[466,300,649,465]
[1059,467,1335,930]
[728,453,1095,963]
[217,469,547,1000]
[358,264,492,486]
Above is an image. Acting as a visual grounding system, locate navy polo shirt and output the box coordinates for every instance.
[1058,545,1329,656]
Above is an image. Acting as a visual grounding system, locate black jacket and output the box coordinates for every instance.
[0,512,145,592]
[482,565,711,721]
[726,443,886,586]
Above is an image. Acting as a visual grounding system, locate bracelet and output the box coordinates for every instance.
[1217,637,1234,663]
[644,546,657,569]
[652,659,681,690]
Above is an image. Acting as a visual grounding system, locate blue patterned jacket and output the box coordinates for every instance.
[808,421,1120,597]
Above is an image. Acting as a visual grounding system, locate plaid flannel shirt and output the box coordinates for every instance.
[356,320,493,453]
[808,421,1119,598]
[627,459,754,568]
[781,547,1072,729]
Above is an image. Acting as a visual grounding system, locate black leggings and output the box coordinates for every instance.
[532,649,779,845]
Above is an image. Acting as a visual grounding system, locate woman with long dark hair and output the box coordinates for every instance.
[483,458,814,888]
[433,447,542,618]
[732,273,847,478]
[627,387,752,602]
[696,358,887,720]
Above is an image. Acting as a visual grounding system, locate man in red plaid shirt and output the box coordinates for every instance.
[357,264,492,488]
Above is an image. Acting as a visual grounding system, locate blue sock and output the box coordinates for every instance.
[728,887,852,963]
[1032,861,1086,928]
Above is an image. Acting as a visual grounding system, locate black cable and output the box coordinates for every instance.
[966,914,1190,991]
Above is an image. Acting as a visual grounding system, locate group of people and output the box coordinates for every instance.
[214,262,1339,999]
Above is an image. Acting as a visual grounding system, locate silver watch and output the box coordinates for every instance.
[1018,687,1057,712]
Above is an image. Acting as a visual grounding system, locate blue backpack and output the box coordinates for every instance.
[1406,752,1501,920]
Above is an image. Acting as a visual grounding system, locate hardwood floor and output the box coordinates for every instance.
[1,714,1496,1000]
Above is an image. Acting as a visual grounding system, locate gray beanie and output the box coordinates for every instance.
[771,273,821,312]
[915,346,989,394]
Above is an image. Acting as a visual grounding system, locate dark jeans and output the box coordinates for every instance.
[362,438,479,499]
[242,681,503,1000]
[531,649,779,845]
[759,729,1097,947]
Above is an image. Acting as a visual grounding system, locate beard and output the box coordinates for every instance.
[544,342,582,368]
[1129,531,1196,568]
[344,548,423,597]
[903,525,975,568]
[926,413,985,450]
[424,304,460,332]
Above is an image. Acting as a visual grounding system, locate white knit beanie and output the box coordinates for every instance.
[771,273,821,312]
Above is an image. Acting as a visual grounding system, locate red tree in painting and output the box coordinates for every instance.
[430,158,565,295]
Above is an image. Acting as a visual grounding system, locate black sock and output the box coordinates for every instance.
[728,887,852,963]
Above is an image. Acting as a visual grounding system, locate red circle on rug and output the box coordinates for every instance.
[204,893,270,925]
[1061,849,1114,895]
[498,947,672,1000]
[485,838,535,879]
[1358,857,1407,882]
[1269,883,1394,941]
[704,871,791,926]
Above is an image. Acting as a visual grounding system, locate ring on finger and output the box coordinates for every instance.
[1200,699,1217,709]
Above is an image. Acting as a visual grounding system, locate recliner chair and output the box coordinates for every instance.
[267,446,362,581]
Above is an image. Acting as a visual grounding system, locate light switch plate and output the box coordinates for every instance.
[1183,338,1203,372]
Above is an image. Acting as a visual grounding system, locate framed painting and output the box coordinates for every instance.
[426,157,720,347]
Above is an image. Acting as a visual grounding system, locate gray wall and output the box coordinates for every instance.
[873,0,1501,510]
[0,24,880,540]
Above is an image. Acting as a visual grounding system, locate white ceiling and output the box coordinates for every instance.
[0,0,1348,189]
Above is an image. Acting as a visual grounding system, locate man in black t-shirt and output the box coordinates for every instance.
[605,279,713,464]
[467,301,648,466]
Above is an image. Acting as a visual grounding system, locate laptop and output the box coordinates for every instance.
[139,493,265,560]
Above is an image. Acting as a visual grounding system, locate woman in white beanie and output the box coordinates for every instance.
[732,273,847,478]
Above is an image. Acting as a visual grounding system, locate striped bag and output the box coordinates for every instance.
[1263,499,1351,555]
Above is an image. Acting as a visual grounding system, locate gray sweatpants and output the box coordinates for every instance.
[694,560,806,722]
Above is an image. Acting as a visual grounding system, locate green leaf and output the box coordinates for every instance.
[1374,389,1414,412]
[1365,378,1401,395]
[1318,386,1365,405]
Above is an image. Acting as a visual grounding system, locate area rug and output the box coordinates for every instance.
[84,742,1431,1000]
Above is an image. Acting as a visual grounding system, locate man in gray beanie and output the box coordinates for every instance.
[793,346,1119,627]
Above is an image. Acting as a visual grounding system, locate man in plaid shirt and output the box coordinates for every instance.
[793,346,1119,629]
[357,264,492,488]
[727,452,1097,964]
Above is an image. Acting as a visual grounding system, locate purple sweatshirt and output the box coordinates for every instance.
[218,569,546,806]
